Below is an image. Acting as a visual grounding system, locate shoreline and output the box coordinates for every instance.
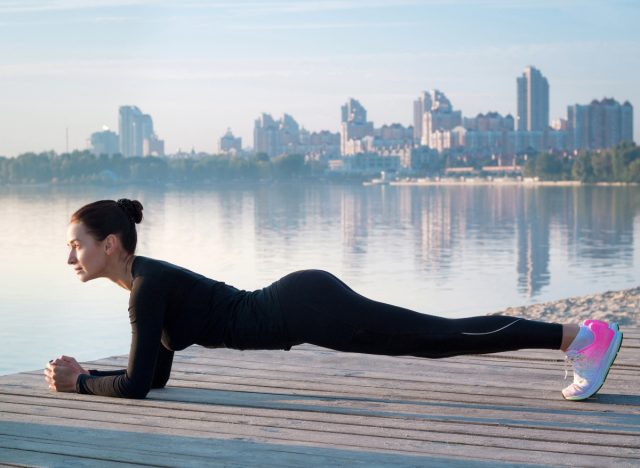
[387,179,638,187]
[488,286,639,326]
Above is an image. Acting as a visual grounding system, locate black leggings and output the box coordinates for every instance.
[274,270,563,358]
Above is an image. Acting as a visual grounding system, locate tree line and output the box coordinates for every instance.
[522,142,640,182]
[1,143,639,185]
[0,151,319,185]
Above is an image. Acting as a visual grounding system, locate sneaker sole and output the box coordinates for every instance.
[563,323,623,401]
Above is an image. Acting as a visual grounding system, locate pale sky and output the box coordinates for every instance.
[1,0,638,156]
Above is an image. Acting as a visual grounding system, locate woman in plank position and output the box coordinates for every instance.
[45,199,623,401]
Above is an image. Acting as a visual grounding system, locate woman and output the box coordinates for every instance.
[45,199,623,401]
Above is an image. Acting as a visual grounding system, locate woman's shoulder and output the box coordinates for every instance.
[129,257,188,305]
[133,256,178,275]
[132,256,208,281]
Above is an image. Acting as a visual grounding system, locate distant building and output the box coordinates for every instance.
[338,98,412,167]
[218,128,242,155]
[567,98,634,151]
[329,153,401,175]
[253,113,302,157]
[143,136,165,157]
[463,112,514,132]
[119,105,164,157]
[340,98,374,155]
[517,66,549,132]
[253,113,279,157]
[418,90,462,148]
[280,114,301,153]
[301,130,340,160]
[456,113,514,158]
[551,118,568,131]
[506,130,545,154]
[90,127,119,157]
[375,123,414,145]
[413,91,432,144]
[451,126,503,156]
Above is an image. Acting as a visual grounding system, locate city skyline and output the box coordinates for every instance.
[1,0,639,156]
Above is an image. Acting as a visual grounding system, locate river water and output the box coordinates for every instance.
[1,182,638,375]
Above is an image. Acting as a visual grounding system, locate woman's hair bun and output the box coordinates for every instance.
[116,198,144,224]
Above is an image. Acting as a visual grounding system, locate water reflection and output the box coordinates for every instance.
[0,183,638,375]
[244,183,638,300]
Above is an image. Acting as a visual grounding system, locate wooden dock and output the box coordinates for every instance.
[1,328,639,467]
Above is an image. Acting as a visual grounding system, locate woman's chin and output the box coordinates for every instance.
[76,272,91,282]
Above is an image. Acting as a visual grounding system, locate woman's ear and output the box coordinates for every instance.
[104,234,118,255]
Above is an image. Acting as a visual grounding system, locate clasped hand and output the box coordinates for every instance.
[44,355,89,392]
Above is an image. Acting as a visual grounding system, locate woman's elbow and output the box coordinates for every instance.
[151,371,171,389]
[151,380,168,390]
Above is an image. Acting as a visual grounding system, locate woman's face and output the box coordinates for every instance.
[66,222,108,282]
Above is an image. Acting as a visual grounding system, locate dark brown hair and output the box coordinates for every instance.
[71,199,143,254]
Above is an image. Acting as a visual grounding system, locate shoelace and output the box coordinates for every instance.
[564,353,583,380]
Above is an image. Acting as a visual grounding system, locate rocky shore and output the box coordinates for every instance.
[489,286,639,326]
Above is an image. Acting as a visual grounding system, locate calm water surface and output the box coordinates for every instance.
[1,183,639,375]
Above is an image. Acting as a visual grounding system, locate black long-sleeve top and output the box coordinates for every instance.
[75,256,275,399]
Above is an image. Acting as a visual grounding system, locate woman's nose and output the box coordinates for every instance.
[67,250,76,265]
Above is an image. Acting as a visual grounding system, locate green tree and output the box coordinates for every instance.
[523,155,537,178]
[535,153,563,180]
[272,153,305,178]
[627,159,640,183]
[591,152,613,181]
[612,143,640,182]
[572,152,594,182]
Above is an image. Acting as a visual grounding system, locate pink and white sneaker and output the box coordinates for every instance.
[562,320,623,401]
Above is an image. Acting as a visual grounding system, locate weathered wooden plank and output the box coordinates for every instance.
[74,353,638,395]
[6,370,638,416]
[2,384,639,446]
[0,426,464,468]
[2,408,639,467]
[84,349,640,385]
[0,446,148,468]
[9,339,639,406]
[1,328,638,467]
[2,377,639,437]
[1,392,638,451]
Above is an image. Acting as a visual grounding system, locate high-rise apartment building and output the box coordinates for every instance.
[279,114,301,150]
[254,113,278,157]
[119,106,144,157]
[90,127,119,157]
[516,66,549,132]
[567,98,634,151]
[418,90,462,148]
[340,98,374,155]
[253,113,302,157]
[301,130,340,160]
[452,112,516,158]
[118,105,164,157]
[413,91,432,143]
[463,112,514,132]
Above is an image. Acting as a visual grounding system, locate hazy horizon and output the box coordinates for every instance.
[1,0,639,156]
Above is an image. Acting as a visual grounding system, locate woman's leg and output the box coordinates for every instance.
[560,324,580,351]
[276,270,564,358]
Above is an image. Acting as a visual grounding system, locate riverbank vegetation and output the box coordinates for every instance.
[1,143,638,185]
[523,142,640,183]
